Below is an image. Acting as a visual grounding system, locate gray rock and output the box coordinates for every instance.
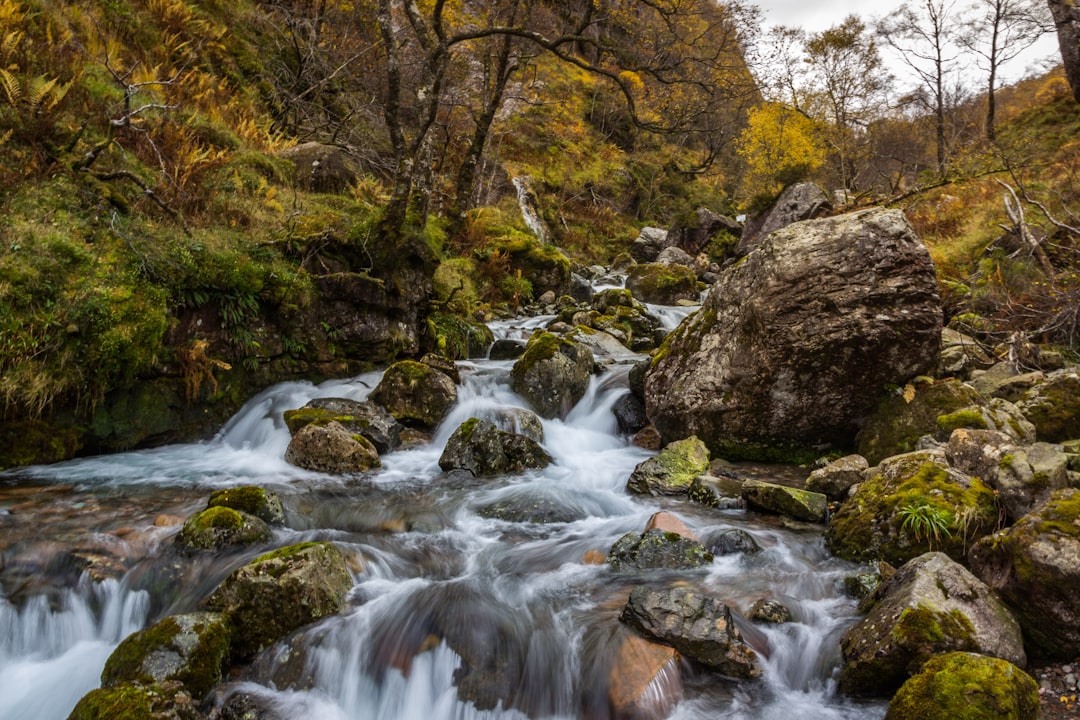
[207,486,285,525]
[284,397,403,454]
[666,207,742,258]
[805,455,868,501]
[970,362,1045,402]
[655,245,696,267]
[737,182,831,256]
[612,393,649,435]
[284,420,382,473]
[174,507,272,553]
[370,360,458,429]
[1017,368,1080,443]
[510,331,594,419]
[701,528,761,556]
[938,328,995,378]
[688,475,744,509]
[607,529,713,571]
[437,418,553,477]
[626,436,710,496]
[489,339,526,361]
[489,407,544,443]
[630,227,670,263]
[748,598,793,624]
[624,263,699,305]
[935,398,1036,443]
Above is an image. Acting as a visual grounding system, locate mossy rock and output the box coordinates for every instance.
[509,331,594,419]
[825,452,998,566]
[741,479,828,523]
[207,486,285,525]
[885,652,1039,720]
[284,420,382,473]
[68,681,201,720]
[201,541,352,661]
[101,612,231,699]
[437,417,553,477]
[856,380,985,465]
[1017,369,1080,443]
[369,360,458,428]
[283,397,402,454]
[174,506,272,553]
[426,312,494,360]
[624,262,698,305]
[626,436,710,496]
[607,529,713,571]
[935,399,1035,443]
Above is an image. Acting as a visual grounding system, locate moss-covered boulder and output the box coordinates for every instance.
[624,263,698,305]
[805,454,868,501]
[741,479,828,523]
[101,612,231,699]
[934,398,1036,443]
[369,360,457,429]
[425,312,494,360]
[839,552,1026,697]
[174,507,272,553]
[207,486,285,526]
[1017,368,1080,442]
[509,331,594,419]
[967,488,1080,659]
[201,541,352,661]
[284,397,403,454]
[619,585,760,679]
[607,529,713,571]
[825,451,998,566]
[856,380,985,465]
[884,652,1039,720]
[284,420,382,473]
[437,418,553,477]
[68,681,201,720]
[626,436,710,496]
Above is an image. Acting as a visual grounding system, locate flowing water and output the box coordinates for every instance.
[0,305,887,720]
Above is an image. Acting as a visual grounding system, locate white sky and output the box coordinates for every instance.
[752,0,1062,86]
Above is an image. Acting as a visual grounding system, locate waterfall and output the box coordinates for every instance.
[512,176,549,243]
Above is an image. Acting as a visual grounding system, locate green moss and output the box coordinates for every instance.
[513,331,568,376]
[1031,490,1080,536]
[426,312,493,360]
[893,605,976,650]
[936,409,988,434]
[885,652,1039,720]
[207,486,267,515]
[68,685,156,720]
[252,540,327,564]
[999,453,1015,469]
[188,506,244,532]
[176,506,271,552]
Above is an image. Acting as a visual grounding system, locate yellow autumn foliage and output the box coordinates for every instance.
[736,102,826,201]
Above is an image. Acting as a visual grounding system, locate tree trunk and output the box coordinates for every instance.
[1048,0,1080,103]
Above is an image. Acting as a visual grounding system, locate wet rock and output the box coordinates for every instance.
[843,573,881,600]
[620,585,761,678]
[643,511,698,540]
[202,541,352,661]
[509,331,594,419]
[475,489,583,524]
[612,393,649,435]
[701,528,761,556]
[101,612,231,699]
[419,352,461,384]
[489,407,544,443]
[646,208,941,462]
[283,398,403,454]
[624,263,698,305]
[488,338,525,361]
[967,488,1080,660]
[207,486,285,526]
[805,454,868,501]
[626,436,710,497]
[587,289,666,352]
[742,479,828,523]
[284,420,382,473]
[215,688,285,720]
[631,227,671,263]
[688,474,744,509]
[438,418,552,477]
[736,181,831,257]
[370,360,458,429]
[607,635,681,719]
[607,530,713,572]
[632,426,663,450]
[1017,368,1080,442]
[69,681,202,720]
[174,507,272,553]
[748,598,793,624]
[934,398,1036,443]
[825,450,998,565]
[885,652,1039,720]
[839,552,1026,697]
[565,325,637,361]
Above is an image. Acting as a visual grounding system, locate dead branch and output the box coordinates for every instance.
[996,179,1055,279]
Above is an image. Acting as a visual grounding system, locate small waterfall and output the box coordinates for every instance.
[512,176,549,243]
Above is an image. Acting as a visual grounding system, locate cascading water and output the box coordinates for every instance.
[0,293,888,719]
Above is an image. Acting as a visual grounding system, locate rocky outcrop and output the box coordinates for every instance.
[369,360,458,428]
[839,552,1026,697]
[174,506,272,553]
[284,420,382,473]
[620,585,760,678]
[736,182,831,257]
[967,489,1080,659]
[206,486,285,526]
[509,331,594,419]
[741,479,828,523]
[884,652,1040,720]
[631,227,671,263]
[624,263,699,305]
[437,418,553,476]
[626,436,710,496]
[646,208,942,461]
[1016,368,1080,442]
[202,541,352,661]
[805,454,868,501]
[666,208,742,258]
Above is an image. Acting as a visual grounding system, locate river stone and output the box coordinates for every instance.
[945,429,1071,522]
[856,380,985,465]
[369,360,458,429]
[884,652,1040,720]
[489,338,525,361]
[612,393,649,435]
[101,612,231,699]
[741,479,828,523]
[626,436,710,497]
[644,511,698,540]
[202,541,352,661]
[475,488,583,524]
[419,352,461,384]
[69,681,201,720]
[748,598,793,624]
[805,454,868,501]
[688,474,743,509]
[645,208,941,462]
[1017,368,1080,442]
[566,325,637,361]
[509,331,594,419]
[624,263,698,305]
[935,398,1036,443]
[736,181,831,257]
[701,528,761,556]
[174,506,272,553]
[283,397,403,454]
[489,407,544,443]
[207,486,285,525]
[284,420,382,473]
[620,585,761,678]
[607,529,713,571]
[655,245,695,267]
[631,226,671,263]
[587,289,666,352]
[825,450,998,566]
[967,488,1080,659]
[607,635,681,719]
[839,552,1026,697]
[438,418,552,477]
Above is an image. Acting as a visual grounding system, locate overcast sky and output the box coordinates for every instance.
[752,0,1061,85]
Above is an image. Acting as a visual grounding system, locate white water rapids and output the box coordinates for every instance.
[0,306,887,719]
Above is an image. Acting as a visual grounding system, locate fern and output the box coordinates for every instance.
[0,67,19,105]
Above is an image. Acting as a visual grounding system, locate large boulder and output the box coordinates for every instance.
[624,263,699,305]
[1016,368,1080,442]
[284,420,382,473]
[101,612,231,699]
[437,418,553,476]
[202,541,352,661]
[206,486,285,525]
[284,398,403,454]
[825,451,998,566]
[369,360,457,429]
[736,181,831,257]
[741,479,828,523]
[620,585,761,679]
[630,227,671,263]
[666,207,742,258]
[967,488,1080,659]
[626,436,710,496]
[839,552,1026,697]
[509,331,594,419]
[174,506,272,553]
[884,652,1040,720]
[645,208,941,462]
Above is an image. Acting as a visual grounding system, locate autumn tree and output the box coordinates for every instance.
[736,101,826,200]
